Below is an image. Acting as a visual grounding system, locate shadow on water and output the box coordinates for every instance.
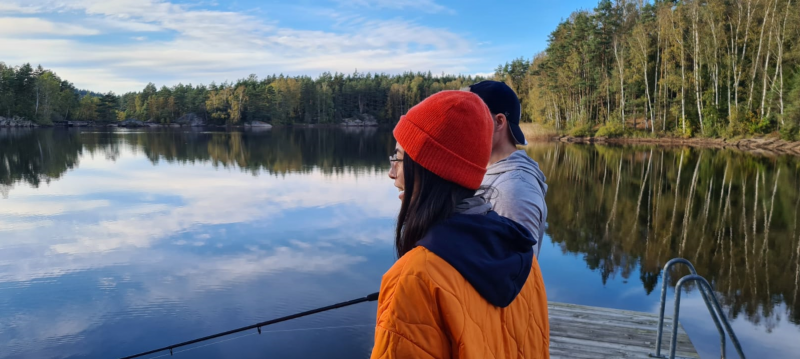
[525,142,800,331]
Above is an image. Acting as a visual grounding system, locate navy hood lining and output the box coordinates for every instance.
[416,211,536,308]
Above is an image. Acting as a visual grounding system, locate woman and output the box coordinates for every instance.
[372,91,549,359]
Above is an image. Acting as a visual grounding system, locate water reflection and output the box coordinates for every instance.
[1,127,393,194]
[0,128,397,359]
[2,129,800,358]
[525,143,800,329]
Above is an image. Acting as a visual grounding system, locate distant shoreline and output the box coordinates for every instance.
[0,121,384,129]
[542,135,800,157]
[518,123,800,157]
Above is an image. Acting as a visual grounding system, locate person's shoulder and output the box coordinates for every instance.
[384,247,440,279]
[383,247,460,291]
[492,170,545,196]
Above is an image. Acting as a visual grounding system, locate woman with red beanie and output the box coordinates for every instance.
[371,91,550,359]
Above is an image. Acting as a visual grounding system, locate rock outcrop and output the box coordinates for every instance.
[174,113,205,127]
[118,119,146,128]
[0,116,38,127]
[244,121,273,129]
[342,114,378,126]
[67,121,92,127]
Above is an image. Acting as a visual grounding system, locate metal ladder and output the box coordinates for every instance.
[650,258,746,359]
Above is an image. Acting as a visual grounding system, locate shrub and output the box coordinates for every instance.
[749,113,776,135]
[595,121,625,138]
[569,123,595,137]
[779,124,798,141]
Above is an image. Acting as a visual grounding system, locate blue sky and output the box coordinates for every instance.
[0,0,598,93]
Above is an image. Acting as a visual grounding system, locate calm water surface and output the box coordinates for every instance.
[1,128,799,358]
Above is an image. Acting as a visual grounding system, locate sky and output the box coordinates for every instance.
[0,0,599,93]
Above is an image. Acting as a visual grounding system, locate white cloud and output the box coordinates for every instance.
[0,0,477,93]
[471,71,495,78]
[0,3,41,14]
[2,146,398,259]
[0,17,99,36]
[91,18,162,32]
[0,199,109,217]
[338,0,452,14]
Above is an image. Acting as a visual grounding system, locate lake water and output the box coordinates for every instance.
[1,127,799,359]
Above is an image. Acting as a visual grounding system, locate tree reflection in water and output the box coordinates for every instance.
[525,142,800,331]
[2,129,799,331]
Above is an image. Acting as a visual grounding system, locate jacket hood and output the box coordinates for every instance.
[487,150,548,193]
[416,197,536,308]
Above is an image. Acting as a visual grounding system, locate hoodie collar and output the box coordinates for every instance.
[454,195,493,215]
[416,205,536,308]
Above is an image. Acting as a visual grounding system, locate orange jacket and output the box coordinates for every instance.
[371,211,549,359]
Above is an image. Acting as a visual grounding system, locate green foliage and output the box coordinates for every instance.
[595,121,625,138]
[701,124,721,138]
[0,63,79,124]
[1,64,489,126]
[748,112,775,135]
[779,124,798,141]
[678,123,693,138]
[494,0,800,140]
[786,67,800,127]
[569,123,595,137]
[116,72,487,125]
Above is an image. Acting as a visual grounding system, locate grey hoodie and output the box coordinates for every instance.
[480,150,548,257]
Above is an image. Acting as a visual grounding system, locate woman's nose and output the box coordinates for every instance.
[388,167,396,180]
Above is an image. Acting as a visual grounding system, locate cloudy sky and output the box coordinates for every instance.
[0,0,596,93]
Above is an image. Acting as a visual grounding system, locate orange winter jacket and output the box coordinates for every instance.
[371,210,549,359]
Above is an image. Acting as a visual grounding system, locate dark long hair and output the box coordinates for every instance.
[395,155,475,257]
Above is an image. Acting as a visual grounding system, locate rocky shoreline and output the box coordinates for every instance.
[552,135,800,157]
[0,112,379,129]
[0,116,38,128]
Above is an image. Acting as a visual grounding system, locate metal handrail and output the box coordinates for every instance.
[650,258,745,359]
[670,275,745,359]
[652,258,725,358]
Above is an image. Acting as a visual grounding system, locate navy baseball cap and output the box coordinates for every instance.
[468,81,527,145]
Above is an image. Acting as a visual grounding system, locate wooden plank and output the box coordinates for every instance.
[548,301,699,359]
[551,336,699,359]
[549,302,663,318]
[549,322,695,355]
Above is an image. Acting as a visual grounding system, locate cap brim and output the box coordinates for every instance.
[509,123,527,145]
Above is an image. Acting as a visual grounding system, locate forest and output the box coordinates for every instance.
[1,0,799,139]
[0,63,484,126]
[496,0,800,139]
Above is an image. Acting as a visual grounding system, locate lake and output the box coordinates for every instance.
[1,127,798,359]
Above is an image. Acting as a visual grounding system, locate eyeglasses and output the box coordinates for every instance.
[389,154,403,164]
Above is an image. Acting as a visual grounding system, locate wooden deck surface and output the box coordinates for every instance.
[549,302,699,359]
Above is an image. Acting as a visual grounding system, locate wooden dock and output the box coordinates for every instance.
[549,302,699,359]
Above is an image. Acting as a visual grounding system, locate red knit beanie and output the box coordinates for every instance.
[393,90,493,190]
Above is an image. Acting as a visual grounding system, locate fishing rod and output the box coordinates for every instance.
[120,292,380,359]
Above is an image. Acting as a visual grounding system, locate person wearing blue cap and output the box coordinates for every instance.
[468,81,549,257]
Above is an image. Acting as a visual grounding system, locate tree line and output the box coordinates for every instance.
[119,72,489,125]
[497,0,800,139]
[2,0,799,138]
[0,63,484,126]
